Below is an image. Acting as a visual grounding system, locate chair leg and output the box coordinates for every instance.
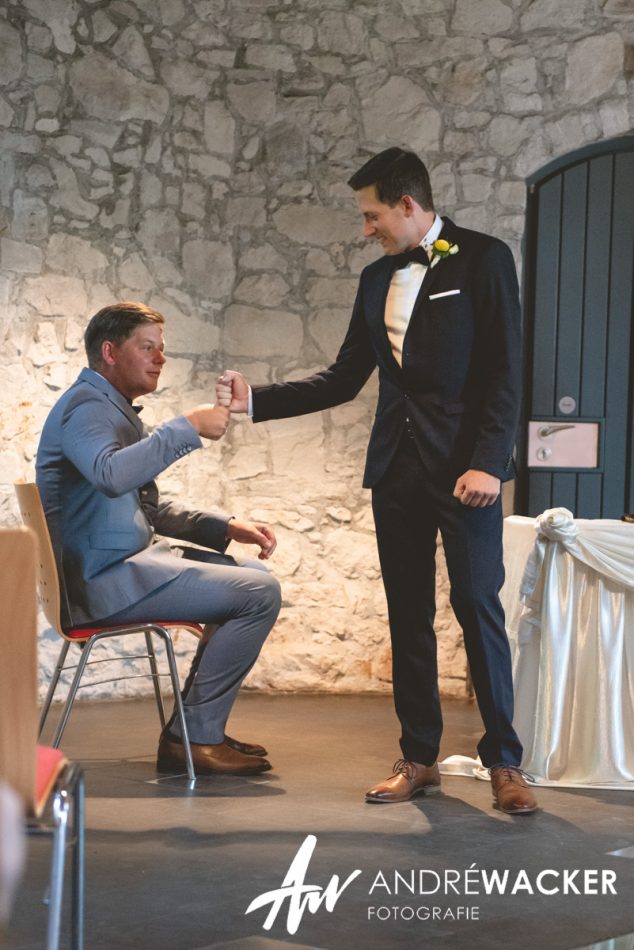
[47,783,70,950]
[70,767,85,950]
[152,627,196,786]
[51,641,96,749]
[45,764,84,950]
[39,641,71,737]
[144,631,166,727]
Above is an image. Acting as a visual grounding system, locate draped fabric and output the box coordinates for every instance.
[503,511,634,788]
[441,510,634,789]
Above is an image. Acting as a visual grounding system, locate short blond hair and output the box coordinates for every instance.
[84,302,164,369]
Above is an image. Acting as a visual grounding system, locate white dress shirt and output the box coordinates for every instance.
[384,214,443,366]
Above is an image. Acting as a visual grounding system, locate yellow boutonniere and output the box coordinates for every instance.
[430,238,459,268]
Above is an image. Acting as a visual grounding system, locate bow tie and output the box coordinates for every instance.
[391,246,431,269]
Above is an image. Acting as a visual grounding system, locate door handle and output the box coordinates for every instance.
[537,423,577,439]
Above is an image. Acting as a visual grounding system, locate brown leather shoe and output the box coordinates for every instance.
[224,735,268,757]
[490,766,538,814]
[157,730,271,775]
[366,759,441,803]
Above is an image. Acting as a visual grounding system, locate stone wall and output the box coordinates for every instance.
[0,0,632,702]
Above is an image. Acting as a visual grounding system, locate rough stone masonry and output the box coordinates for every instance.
[0,0,632,701]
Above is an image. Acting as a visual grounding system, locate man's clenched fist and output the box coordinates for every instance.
[216,370,249,414]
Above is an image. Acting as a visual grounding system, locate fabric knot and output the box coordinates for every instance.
[535,507,578,543]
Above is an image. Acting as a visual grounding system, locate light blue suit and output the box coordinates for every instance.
[36,368,281,743]
[37,368,229,626]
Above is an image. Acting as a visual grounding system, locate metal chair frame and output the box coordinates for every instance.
[15,481,201,786]
[28,761,85,950]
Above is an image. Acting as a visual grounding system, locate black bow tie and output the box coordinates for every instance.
[391,246,430,269]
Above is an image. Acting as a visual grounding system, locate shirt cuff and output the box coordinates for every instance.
[247,386,253,418]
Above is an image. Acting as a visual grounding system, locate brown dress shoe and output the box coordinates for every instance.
[366,759,441,803]
[224,735,268,757]
[490,766,538,814]
[157,730,271,775]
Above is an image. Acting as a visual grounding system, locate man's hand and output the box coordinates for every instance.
[453,470,500,507]
[227,520,277,560]
[184,404,230,440]
[216,370,249,413]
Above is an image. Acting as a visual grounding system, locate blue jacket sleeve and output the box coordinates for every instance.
[140,482,231,554]
[60,397,203,498]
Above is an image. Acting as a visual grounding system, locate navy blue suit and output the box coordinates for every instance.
[253,218,523,767]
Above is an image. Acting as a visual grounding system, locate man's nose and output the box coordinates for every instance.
[363,220,375,238]
[155,351,166,364]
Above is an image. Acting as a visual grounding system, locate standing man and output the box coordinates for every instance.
[217,148,537,813]
[37,302,281,776]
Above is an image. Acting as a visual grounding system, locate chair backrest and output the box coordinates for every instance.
[0,527,38,813]
[14,482,65,637]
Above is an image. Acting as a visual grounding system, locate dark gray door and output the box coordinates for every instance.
[516,136,634,518]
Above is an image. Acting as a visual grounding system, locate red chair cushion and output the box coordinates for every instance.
[64,621,204,640]
[34,746,68,818]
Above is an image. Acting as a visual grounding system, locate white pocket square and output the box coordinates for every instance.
[429,289,461,300]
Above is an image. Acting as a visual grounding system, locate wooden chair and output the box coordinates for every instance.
[0,526,84,950]
[14,482,203,785]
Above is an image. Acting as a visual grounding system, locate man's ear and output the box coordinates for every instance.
[101,340,116,366]
[401,194,416,216]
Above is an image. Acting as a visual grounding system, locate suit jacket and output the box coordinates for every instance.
[36,368,231,627]
[253,217,521,489]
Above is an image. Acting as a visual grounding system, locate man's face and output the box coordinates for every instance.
[355,184,419,255]
[102,323,166,400]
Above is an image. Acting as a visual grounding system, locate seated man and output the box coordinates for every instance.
[36,302,281,776]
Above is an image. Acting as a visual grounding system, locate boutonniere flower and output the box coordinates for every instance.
[430,238,459,268]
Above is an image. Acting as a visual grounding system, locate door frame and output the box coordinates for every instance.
[515,133,634,515]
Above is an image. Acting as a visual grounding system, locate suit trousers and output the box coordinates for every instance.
[100,548,281,744]
[371,431,523,768]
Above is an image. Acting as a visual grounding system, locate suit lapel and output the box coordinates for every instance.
[365,216,461,372]
[410,216,460,314]
[78,368,145,436]
[365,258,402,373]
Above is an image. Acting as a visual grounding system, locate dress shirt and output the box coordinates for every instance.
[384,214,443,366]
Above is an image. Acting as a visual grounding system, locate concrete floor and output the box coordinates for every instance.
[8,694,634,950]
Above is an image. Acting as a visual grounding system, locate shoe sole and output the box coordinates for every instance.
[365,784,442,803]
[493,800,538,815]
[156,759,272,776]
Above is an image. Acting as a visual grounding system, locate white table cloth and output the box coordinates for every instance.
[500,509,634,788]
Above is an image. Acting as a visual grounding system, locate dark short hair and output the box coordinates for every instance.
[347,147,434,211]
[84,302,164,369]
